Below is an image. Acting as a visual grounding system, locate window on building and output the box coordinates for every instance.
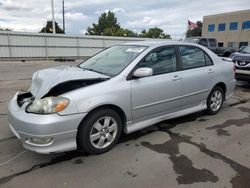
[218,42,224,47]
[208,39,217,47]
[242,21,250,30]
[218,23,226,31]
[229,22,238,30]
[208,24,215,32]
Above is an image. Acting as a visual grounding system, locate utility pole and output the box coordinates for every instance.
[51,0,56,34]
[62,0,65,33]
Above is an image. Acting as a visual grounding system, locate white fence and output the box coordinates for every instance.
[0,31,154,60]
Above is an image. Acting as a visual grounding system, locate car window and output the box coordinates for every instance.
[204,53,213,65]
[208,39,217,47]
[79,45,147,77]
[198,39,208,47]
[218,42,224,47]
[180,46,208,69]
[137,47,177,76]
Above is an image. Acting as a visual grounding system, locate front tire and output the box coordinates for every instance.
[206,87,224,115]
[77,109,122,155]
[223,51,231,57]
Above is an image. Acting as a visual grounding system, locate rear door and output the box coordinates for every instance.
[177,45,215,109]
[130,46,182,123]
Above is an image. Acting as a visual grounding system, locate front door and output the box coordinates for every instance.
[131,46,182,123]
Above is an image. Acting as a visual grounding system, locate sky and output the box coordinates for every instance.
[0,0,249,39]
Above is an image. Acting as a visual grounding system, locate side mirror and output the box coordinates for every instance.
[133,67,153,78]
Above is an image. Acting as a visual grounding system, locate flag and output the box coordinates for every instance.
[188,20,198,30]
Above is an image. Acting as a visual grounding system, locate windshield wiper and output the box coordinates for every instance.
[80,67,110,77]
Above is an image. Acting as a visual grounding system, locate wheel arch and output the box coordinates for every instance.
[77,104,127,132]
[76,104,126,153]
[212,82,227,100]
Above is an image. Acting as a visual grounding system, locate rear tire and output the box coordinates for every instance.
[206,87,224,115]
[77,109,122,155]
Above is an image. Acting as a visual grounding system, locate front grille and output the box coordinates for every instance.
[17,92,34,107]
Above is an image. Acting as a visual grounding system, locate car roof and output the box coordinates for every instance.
[124,40,202,48]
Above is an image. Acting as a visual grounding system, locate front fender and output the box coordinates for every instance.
[68,79,132,122]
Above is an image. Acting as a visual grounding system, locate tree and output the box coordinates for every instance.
[186,21,202,37]
[0,27,11,31]
[40,21,64,34]
[139,27,171,39]
[85,12,171,38]
[114,28,138,37]
[86,11,120,36]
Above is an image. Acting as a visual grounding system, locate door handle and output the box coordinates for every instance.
[208,69,215,74]
[172,75,182,81]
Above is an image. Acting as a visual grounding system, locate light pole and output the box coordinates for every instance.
[62,0,65,33]
[51,0,56,34]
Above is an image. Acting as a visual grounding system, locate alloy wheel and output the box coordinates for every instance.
[89,116,118,149]
[210,90,223,112]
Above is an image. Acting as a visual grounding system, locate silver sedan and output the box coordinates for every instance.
[8,41,236,154]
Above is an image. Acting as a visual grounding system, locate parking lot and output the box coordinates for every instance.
[0,61,250,188]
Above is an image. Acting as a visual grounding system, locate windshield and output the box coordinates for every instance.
[79,45,147,77]
[241,45,250,54]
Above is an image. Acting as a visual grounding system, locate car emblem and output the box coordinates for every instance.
[239,62,246,66]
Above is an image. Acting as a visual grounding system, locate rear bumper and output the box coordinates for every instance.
[8,92,86,154]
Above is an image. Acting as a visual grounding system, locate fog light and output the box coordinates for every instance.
[27,137,54,146]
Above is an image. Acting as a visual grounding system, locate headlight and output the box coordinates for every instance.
[26,97,70,114]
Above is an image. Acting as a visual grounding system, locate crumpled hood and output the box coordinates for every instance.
[30,65,110,99]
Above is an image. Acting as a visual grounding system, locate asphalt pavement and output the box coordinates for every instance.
[0,61,250,188]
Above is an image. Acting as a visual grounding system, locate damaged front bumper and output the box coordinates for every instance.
[8,92,86,154]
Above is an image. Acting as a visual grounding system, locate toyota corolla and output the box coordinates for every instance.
[8,41,236,154]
